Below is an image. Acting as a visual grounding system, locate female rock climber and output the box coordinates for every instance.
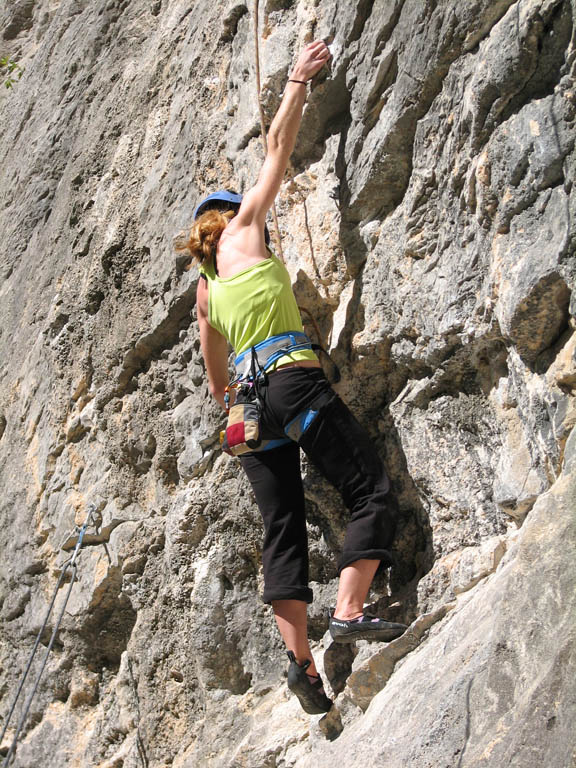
[188,40,406,715]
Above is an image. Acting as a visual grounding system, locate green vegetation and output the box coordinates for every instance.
[0,56,24,89]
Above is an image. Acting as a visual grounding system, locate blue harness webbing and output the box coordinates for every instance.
[234,331,313,380]
[231,331,321,453]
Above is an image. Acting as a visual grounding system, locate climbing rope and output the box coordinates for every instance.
[1,505,100,767]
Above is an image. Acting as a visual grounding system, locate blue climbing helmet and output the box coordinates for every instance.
[193,189,243,220]
[193,189,271,244]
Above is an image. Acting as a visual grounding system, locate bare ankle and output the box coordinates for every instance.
[333,600,364,620]
[333,611,363,621]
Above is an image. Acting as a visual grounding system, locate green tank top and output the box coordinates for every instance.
[200,253,318,370]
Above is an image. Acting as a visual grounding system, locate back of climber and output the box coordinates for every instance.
[187,40,407,715]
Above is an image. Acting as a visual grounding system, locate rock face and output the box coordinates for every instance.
[0,1,574,766]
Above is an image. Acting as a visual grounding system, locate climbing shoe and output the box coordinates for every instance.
[286,651,332,714]
[329,614,408,644]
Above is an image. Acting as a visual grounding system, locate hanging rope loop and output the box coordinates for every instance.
[1,504,102,767]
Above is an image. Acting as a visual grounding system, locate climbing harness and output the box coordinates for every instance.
[220,331,340,456]
[235,329,339,385]
[1,505,102,767]
[234,330,314,379]
[234,330,339,382]
[221,333,308,456]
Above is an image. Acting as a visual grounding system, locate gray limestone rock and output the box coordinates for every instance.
[0,0,575,766]
[306,466,576,768]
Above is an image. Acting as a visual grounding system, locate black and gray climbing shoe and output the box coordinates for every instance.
[329,614,408,644]
[286,651,332,714]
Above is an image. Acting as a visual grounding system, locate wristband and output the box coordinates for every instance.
[288,79,308,85]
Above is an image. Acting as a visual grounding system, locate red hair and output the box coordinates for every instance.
[184,208,236,267]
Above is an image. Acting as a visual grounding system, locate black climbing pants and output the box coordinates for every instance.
[239,368,397,604]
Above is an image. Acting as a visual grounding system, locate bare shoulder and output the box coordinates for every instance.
[217,223,268,277]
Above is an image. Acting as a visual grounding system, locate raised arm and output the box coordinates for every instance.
[234,40,331,231]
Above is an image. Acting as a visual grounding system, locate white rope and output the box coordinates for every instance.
[1,505,100,766]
